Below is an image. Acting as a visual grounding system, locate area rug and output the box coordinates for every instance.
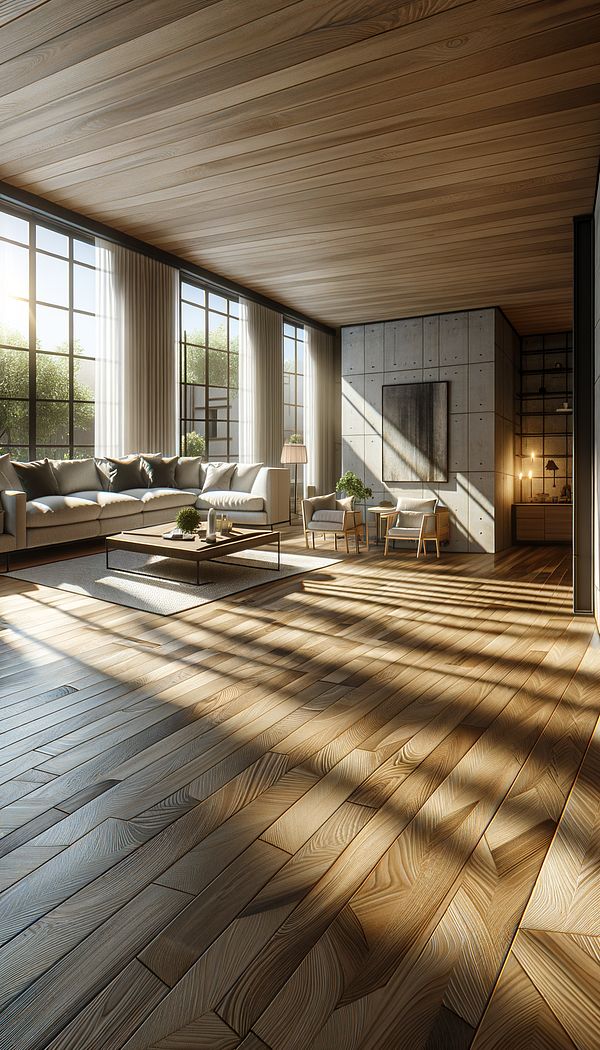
[8,548,340,615]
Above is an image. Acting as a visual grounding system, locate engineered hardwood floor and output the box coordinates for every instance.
[0,532,598,1050]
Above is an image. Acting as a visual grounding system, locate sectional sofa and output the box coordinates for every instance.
[0,454,290,558]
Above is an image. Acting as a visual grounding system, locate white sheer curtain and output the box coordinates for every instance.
[239,297,283,464]
[95,240,123,457]
[95,240,179,456]
[305,324,337,495]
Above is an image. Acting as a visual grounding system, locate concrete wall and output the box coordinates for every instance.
[341,307,518,553]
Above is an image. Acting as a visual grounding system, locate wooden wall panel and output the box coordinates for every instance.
[0,0,599,331]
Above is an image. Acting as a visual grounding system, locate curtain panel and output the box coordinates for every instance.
[95,240,178,456]
[305,325,337,495]
[239,298,283,465]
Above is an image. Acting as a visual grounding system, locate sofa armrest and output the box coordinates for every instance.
[1,490,26,547]
[251,467,290,524]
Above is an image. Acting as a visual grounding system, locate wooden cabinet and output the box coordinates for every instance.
[513,503,572,543]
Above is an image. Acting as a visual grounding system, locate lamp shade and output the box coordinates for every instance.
[281,443,307,465]
[545,460,558,471]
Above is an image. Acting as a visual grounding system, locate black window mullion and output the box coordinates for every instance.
[28,221,36,459]
[68,234,74,457]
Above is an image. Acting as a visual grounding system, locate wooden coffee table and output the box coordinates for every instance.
[105,522,281,586]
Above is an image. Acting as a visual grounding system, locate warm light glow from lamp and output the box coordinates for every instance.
[518,471,523,501]
[545,459,559,487]
[281,441,308,517]
[528,469,533,501]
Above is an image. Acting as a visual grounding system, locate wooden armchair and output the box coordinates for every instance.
[302,493,362,552]
[380,497,440,557]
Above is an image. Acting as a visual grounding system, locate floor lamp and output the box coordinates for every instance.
[281,442,308,519]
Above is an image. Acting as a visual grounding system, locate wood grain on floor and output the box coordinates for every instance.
[0,534,597,1049]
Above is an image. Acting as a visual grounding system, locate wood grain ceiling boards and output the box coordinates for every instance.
[1,1,599,329]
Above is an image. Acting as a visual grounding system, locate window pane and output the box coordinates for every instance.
[74,402,94,444]
[208,292,227,313]
[184,386,205,415]
[74,356,95,399]
[73,263,95,312]
[0,211,28,244]
[36,400,69,446]
[73,445,95,459]
[182,303,204,344]
[208,313,227,346]
[37,305,69,352]
[208,349,228,386]
[182,427,206,458]
[296,341,304,372]
[36,252,69,306]
[73,311,96,357]
[186,345,205,385]
[37,446,70,461]
[37,353,69,399]
[0,299,29,347]
[73,239,95,265]
[1,240,29,299]
[0,348,29,398]
[283,322,295,338]
[0,400,28,445]
[36,226,68,257]
[229,353,239,389]
[229,299,239,318]
[181,281,204,305]
[229,317,239,350]
[0,445,29,462]
[297,373,303,401]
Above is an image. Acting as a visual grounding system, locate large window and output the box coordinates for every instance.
[179,279,239,461]
[0,206,95,462]
[283,320,305,483]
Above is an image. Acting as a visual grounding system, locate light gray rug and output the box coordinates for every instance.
[8,547,340,615]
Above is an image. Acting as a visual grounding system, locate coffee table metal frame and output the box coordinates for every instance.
[105,524,281,587]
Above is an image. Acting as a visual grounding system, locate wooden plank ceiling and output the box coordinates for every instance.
[1,0,599,333]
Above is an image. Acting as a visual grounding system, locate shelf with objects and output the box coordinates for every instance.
[513,332,572,544]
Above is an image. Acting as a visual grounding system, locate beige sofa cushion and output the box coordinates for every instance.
[26,494,101,528]
[51,458,102,495]
[175,457,206,490]
[122,488,197,511]
[202,462,235,492]
[196,490,264,513]
[232,463,262,492]
[71,490,142,519]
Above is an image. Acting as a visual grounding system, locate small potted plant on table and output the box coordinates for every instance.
[336,471,373,542]
[174,507,201,540]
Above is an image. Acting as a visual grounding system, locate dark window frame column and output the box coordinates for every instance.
[572,214,595,615]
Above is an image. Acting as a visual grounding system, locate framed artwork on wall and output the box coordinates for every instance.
[382,381,448,483]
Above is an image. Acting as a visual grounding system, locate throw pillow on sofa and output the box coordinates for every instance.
[101,456,146,492]
[52,458,103,495]
[175,456,205,490]
[0,453,23,492]
[202,462,235,492]
[141,454,178,488]
[12,459,60,501]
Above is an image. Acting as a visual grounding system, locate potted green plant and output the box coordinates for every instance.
[336,471,372,541]
[175,506,201,538]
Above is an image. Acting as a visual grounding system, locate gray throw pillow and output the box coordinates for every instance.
[51,458,102,495]
[141,455,178,488]
[232,463,262,492]
[103,456,145,492]
[202,462,236,492]
[0,453,23,492]
[12,459,60,501]
[175,456,205,490]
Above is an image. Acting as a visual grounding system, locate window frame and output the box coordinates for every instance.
[0,203,96,461]
[179,275,239,461]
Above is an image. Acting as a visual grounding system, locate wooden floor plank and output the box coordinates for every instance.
[0,538,594,1050]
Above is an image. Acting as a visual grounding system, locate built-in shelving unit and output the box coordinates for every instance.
[516,331,573,502]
